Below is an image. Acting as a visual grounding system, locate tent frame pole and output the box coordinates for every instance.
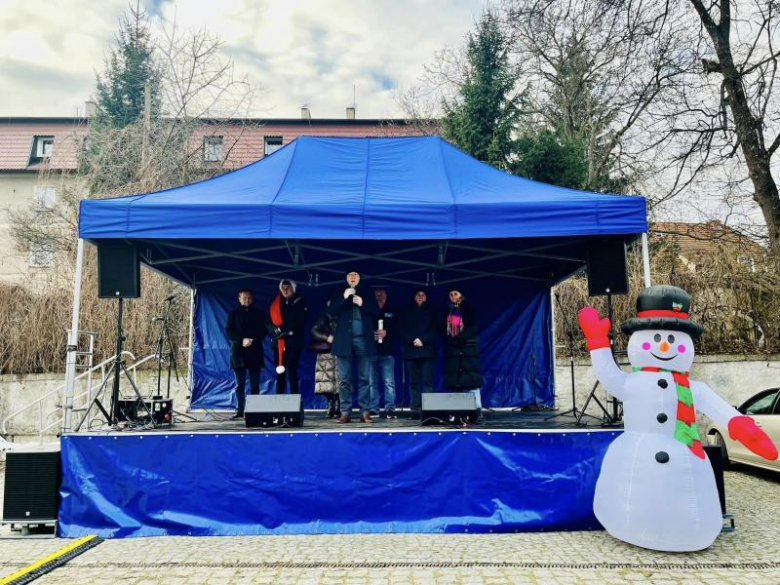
[187,286,196,411]
[641,233,651,288]
[62,238,84,433]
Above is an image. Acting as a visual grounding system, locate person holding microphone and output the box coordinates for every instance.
[327,270,380,423]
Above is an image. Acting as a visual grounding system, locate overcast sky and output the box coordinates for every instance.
[0,0,485,119]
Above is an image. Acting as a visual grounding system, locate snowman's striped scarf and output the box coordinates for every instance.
[635,367,705,460]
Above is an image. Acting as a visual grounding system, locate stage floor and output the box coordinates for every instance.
[106,407,623,434]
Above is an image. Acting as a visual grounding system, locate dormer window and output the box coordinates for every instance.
[264,136,283,156]
[204,136,224,162]
[35,136,54,158]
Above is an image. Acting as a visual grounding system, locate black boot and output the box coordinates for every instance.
[334,394,341,418]
[326,394,336,418]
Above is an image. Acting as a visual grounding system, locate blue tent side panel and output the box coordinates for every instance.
[190,283,553,410]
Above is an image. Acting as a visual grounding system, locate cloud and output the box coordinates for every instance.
[0,0,485,118]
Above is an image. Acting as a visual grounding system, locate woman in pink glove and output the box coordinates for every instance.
[579,284,777,552]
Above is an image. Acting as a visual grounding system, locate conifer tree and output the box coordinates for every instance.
[442,10,520,170]
[95,3,160,128]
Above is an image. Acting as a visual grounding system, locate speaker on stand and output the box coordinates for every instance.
[77,241,151,430]
[577,237,630,425]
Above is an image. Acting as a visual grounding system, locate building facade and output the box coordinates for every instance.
[0,113,414,285]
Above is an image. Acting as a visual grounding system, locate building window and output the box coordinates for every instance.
[34,136,54,158]
[29,243,54,267]
[34,186,56,211]
[204,136,224,162]
[264,136,283,156]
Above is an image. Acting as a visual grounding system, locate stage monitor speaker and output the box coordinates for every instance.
[421,392,478,426]
[2,449,61,523]
[587,239,628,296]
[245,394,303,428]
[97,242,140,298]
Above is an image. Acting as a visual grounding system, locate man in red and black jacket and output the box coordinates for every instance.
[267,279,308,394]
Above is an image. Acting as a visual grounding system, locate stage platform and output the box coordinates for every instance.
[58,410,623,539]
[112,408,620,433]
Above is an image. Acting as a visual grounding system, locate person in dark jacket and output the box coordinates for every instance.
[225,289,267,418]
[399,287,438,419]
[267,279,308,394]
[327,270,380,423]
[442,286,483,417]
[369,285,398,418]
[309,301,340,418]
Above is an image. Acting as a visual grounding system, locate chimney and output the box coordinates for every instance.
[346,106,356,120]
[301,107,311,120]
[84,100,97,117]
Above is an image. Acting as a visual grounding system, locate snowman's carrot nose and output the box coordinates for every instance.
[659,341,670,352]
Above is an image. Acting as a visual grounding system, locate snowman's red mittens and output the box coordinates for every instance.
[578,307,611,351]
[728,416,779,461]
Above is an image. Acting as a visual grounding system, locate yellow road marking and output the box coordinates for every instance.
[0,535,97,585]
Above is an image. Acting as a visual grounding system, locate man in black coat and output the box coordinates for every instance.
[267,279,308,394]
[327,270,380,423]
[399,287,438,419]
[225,289,267,418]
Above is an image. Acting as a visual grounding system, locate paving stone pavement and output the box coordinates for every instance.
[1,462,779,584]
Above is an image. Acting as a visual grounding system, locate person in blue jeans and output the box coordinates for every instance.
[369,285,397,418]
[327,270,380,423]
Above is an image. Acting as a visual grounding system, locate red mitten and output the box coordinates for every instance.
[728,416,779,461]
[578,307,611,351]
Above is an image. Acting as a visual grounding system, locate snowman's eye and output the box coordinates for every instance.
[653,334,661,342]
[667,334,675,343]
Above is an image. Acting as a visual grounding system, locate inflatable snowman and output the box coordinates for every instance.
[579,285,778,552]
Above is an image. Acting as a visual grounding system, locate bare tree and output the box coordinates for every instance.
[503,0,695,193]
[4,16,261,374]
[657,0,780,251]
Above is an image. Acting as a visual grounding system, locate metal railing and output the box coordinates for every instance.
[1,351,157,440]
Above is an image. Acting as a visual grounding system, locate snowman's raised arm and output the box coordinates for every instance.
[690,380,740,427]
[590,348,628,400]
[578,307,628,400]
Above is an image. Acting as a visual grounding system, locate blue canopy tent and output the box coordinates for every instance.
[72,136,648,414]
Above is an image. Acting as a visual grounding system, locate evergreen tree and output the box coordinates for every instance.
[442,10,520,170]
[513,128,588,190]
[95,4,160,128]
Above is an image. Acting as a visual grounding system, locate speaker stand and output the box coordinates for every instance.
[74,298,157,431]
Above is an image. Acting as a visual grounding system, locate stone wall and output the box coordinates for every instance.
[0,369,190,440]
[1,354,778,439]
[552,353,780,422]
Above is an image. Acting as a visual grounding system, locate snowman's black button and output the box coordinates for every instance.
[655,451,670,464]
[658,379,669,389]
[657,413,668,423]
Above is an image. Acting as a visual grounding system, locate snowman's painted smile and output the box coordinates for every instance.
[650,352,677,361]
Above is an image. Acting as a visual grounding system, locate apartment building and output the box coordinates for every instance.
[0,109,413,285]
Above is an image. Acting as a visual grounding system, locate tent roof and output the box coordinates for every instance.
[79,136,646,241]
[77,136,647,288]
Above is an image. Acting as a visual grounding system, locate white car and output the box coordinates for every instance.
[706,388,780,473]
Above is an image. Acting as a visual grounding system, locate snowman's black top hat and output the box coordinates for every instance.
[621,285,703,338]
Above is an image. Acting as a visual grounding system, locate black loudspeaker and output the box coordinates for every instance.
[587,239,628,296]
[97,242,140,298]
[703,445,727,514]
[245,394,303,428]
[421,393,478,426]
[2,450,61,522]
